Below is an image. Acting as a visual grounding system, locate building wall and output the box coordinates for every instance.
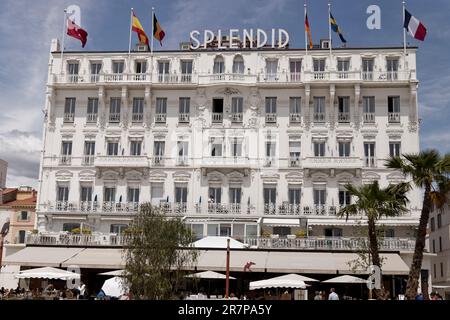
[0,159,7,189]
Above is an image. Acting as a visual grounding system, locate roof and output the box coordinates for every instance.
[8,196,37,207]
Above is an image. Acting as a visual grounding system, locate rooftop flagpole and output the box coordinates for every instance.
[128,8,134,71]
[60,9,67,74]
[151,7,155,56]
[304,2,308,57]
[402,1,407,57]
[328,3,332,58]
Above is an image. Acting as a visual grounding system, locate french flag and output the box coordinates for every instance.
[404,9,427,41]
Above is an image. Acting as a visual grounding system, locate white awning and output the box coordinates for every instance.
[192,237,248,249]
[3,247,84,267]
[16,267,80,280]
[308,219,419,226]
[263,218,301,227]
[61,248,125,269]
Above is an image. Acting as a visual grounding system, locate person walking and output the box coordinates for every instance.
[314,291,322,300]
[328,288,339,300]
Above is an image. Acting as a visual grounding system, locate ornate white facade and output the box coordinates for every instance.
[35,39,423,250]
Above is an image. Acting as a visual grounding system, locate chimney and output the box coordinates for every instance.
[51,38,60,52]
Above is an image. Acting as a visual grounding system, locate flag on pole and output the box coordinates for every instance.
[404,9,427,41]
[305,13,313,49]
[132,11,149,45]
[329,12,346,43]
[153,13,166,46]
[67,18,88,48]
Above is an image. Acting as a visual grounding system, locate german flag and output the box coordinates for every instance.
[153,13,166,46]
[132,11,149,45]
[305,13,313,49]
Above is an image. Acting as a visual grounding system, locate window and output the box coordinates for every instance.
[338,141,351,157]
[313,97,326,122]
[233,56,245,74]
[155,98,167,123]
[127,187,140,203]
[60,141,72,164]
[337,59,350,78]
[90,62,102,82]
[290,97,301,123]
[151,184,164,206]
[153,141,165,157]
[314,141,326,157]
[433,239,436,253]
[385,229,395,238]
[273,227,291,237]
[181,60,193,82]
[441,262,444,278]
[431,217,435,232]
[363,96,375,122]
[109,98,121,123]
[265,141,276,160]
[135,61,147,74]
[87,98,98,123]
[314,188,326,205]
[434,264,437,279]
[231,97,243,122]
[211,138,223,157]
[67,62,79,82]
[110,224,128,234]
[19,211,29,221]
[313,59,326,79]
[212,99,224,123]
[175,186,188,203]
[389,142,401,157]
[179,98,190,123]
[112,61,124,74]
[439,237,442,252]
[229,188,241,204]
[158,61,170,82]
[104,187,116,202]
[265,97,277,123]
[63,223,80,232]
[325,228,342,237]
[265,60,278,80]
[177,141,189,164]
[264,187,277,204]
[362,58,374,80]
[209,187,222,203]
[231,138,242,157]
[388,96,400,123]
[339,190,351,206]
[213,56,225,74]
[80,186,93,202]
[83,141,95,165]
[386,58,399,80]
[290,60,302,81]
[130,141,142,156]
[364,142,376,167]
[107,141,119,156]
[437,213,442,229]
[288,187,301,205]
[57,186,69,203]
[17,230,26,244]
[289,141,301,166]
[191,224,204,240]
[338,97,350,122]
[132,98,144,123]
[64,98,76,122]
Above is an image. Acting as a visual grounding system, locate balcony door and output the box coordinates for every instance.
[364,142,376,167]
[229,188,242,204]
[175,186,188,204]
[209,187,222,204]
[265,60,278,80]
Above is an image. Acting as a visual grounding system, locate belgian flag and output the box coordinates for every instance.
[153,13,166,46]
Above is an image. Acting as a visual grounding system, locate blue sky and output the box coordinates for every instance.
[0,0,449,187]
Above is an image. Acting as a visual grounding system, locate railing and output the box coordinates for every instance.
[94,156,149,167]
[364,157,377,168]
[179,113,190,123]
[82,155,95,166]
[265,113,277,123]
[212,113,223,123]
[67,74,79,83]
[201,157,250,167]
[132,113,143,123]
[313,113,326,123]
[338,113,350,123]
[289,113,301,124]
[303,157,363,169]
[199,73,257,84]
[59,155,72,165]
[90,74,100,83]
[109,113,120,123]
[289,157,301,168]
[63,113,75,123]
[363,113,375,123]
[151,156,165,166]
[289,72,302,82]
[86,113,98,123]
[362,72,374,81]
[155,114,167,123]
[231,113,243,123]
[176,156,189,166]
[388,112,400,123]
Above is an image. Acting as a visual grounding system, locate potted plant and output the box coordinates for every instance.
[71,227,92,235]
[295,230,307,238]
[262,230,272,238]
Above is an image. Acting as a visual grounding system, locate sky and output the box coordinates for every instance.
[0,0,449,189]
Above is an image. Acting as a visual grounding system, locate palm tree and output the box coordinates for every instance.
[339,181,410,299]
[386,150,450,299]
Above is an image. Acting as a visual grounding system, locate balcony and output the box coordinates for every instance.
[388,112,400,123]
[63,113,75,123]
[132,113,143,123]
[303,157,363,169]
[176,156,189,166]
[200,157,251,169]
[289,72,302,82]
[212,113,223,123]
[155,114,167,124]
[82,155,95,166]
[231,113,243,123]
[59,155,72,166]
[178,113,190,123]
[94,156,149,168]
[313,113,326,123]
[109,113,120,123]
[289,157,301,168]
[265,113,277,124]
[151,156,165,167]
[363,113,375,123]
[199,73,257,85]
[338,113,350,123]
[156,73,195,84]
[86,113,98,123]
[289,113,301,124]
[364,157,377,168]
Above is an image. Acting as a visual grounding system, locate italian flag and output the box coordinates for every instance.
[404,9,427,41]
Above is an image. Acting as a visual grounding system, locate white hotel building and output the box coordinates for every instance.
[9,38,433,289]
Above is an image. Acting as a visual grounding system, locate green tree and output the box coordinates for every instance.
[339,181,410,299]
[124,204,198,299]
[386,150,450,299]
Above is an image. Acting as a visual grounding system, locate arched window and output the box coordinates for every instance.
[213,56,225,74]
[232,56,245,74]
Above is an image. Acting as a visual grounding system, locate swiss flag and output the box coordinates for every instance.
[67,18,88,48]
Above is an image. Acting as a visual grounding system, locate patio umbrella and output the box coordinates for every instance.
[186,271,236,280]
[16,267,80,280]
[249,274,308,290]
[322,275,367,284]
[101,276,128,298]
[98,270,127,277]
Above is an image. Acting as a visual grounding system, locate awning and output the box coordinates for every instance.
[308,219,419,227]
[263,218,301,227]
[61,248,125,269]
[16,267,80,280]
[3,247,84,267]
